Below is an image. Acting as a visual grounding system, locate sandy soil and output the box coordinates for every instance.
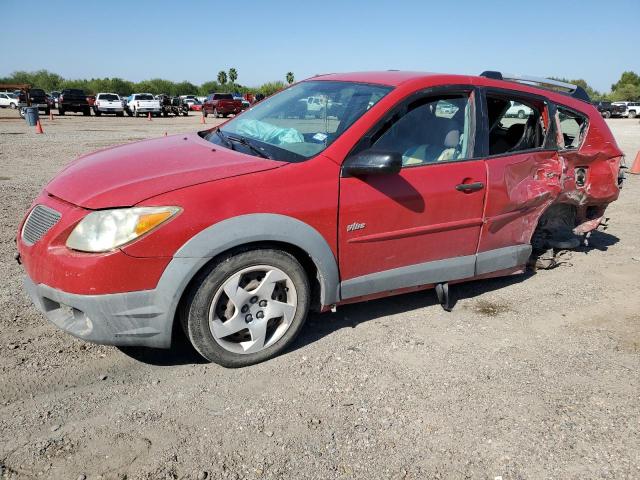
[0,108,639,479]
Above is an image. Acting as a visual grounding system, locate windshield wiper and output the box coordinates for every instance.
[227,135,272,159]
[214,129,234,150]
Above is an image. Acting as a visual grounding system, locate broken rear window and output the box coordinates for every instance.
[556,107,588,150]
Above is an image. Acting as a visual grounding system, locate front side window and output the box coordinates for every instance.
[368,94,474,166]
[486,94,546,155]
[205,80,392,162]
[556,106,588,150]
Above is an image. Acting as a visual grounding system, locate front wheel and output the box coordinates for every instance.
[10,102,16,109]
[518,110,525,119]
[181,249,310,367]
[629,111,637,119]
[603,110,611,119]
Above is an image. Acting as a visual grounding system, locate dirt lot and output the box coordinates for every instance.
[1,109,639,480]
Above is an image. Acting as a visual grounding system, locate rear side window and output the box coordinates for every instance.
[486,94,547,156]
[98,94,119,101]
[556,106,588,150]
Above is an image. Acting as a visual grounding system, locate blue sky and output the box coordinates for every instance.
[2,0,638,92]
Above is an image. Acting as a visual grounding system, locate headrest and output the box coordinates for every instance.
[439,119,461,148]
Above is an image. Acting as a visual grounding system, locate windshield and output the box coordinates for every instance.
[206,80,391,162]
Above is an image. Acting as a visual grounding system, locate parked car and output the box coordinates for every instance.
[157,95,189,117]
[0,92,19,109]
[49,91,61,108]
[93,93,124,116]
[18,88,52,118]
[126,93,162,117]
[58,89,91,116]
[233,94,250,110]
[184,98,202,111]
[592,101,626,118]
[612,101,640,118]
[202,93,243,118]
[505,101,533,118]
[16,71,623,367]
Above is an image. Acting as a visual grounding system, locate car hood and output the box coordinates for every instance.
[46,133,285,209]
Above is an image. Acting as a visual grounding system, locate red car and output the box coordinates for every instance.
[202,92,243,118]
[16,71,624,367]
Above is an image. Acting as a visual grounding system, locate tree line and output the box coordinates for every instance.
[2,69,638,101]
[0,69,296,97]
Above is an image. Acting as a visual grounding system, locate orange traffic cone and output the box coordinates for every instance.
[35,120,44,134]
[200,114,206,125]
[629,151,640,175]
[147,112,152,121]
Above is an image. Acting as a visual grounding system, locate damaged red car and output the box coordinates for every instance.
[16,71,624,367]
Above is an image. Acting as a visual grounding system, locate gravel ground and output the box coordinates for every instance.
[0,109,639,480]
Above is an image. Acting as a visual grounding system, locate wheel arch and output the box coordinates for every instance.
[158,214,339,332]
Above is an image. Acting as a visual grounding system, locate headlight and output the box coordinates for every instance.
[66,206,180,252]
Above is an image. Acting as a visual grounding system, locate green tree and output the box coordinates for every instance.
[286,72,295,84]
[259,80,287,97]
[228,68,238,85]
[199,81,221,95]
[611,83,640,101]
[217,70,227,86]
[173,81,198,96]
[611,71,640,92]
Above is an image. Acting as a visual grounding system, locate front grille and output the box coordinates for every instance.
[21,205,61,245]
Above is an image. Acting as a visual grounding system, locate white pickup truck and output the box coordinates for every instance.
[126,93,162,117]
[94,93,124,117]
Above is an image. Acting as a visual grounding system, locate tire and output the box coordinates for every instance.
[629,111,637,119]
[44,108,50,116]
[116,111,124,117]
[58,108,65,116]
[126,109,133,117]
[203,109,208,118]
[94,109,102,116]
[83,108,90,116]
[602,110,611,119]
[518,110,525,119]
[181,249,310,367]
[10,102,16,109]
[183,110,189,116]
[213,108,218,118]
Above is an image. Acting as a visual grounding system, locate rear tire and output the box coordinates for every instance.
[603,110,611,119]
[94,109,102,116]
[58,108,65,116]
[10,102,16,109]
[116,111,124,117]
[181,249,310,367]
[629,111,637,119]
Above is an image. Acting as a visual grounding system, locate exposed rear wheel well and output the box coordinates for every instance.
[530,203,579,252]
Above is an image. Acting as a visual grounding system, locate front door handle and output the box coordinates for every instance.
[455,181,485,193]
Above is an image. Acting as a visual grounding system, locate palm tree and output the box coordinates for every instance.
[286,72,295,85]
[228,68,238,85]
[217,70,227,86]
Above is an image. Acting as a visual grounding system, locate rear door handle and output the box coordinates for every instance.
[455,181,485,193]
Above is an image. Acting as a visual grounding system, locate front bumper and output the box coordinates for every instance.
[24,277,174,348]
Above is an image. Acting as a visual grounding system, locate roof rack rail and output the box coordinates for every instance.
[479,71,591,103]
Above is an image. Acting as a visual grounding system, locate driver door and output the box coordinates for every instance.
[338,90,486,300]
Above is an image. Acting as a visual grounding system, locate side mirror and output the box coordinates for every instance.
[342,150,402,177]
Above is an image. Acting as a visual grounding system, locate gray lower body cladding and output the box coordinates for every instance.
[340,245,531,300]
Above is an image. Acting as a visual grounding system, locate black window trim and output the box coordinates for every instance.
[346,84,483,169]
[478,87,559,159]
[553,101,589,152]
